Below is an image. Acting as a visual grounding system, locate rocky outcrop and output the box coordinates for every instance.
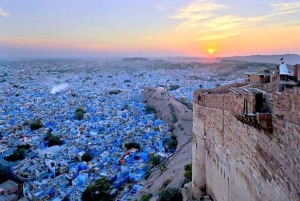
[136,87,193,200]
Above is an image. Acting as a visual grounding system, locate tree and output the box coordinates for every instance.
[125,142,140,150]
[167,135,178,152]
[44,133,63,147]
[82,153,93,162]
[145,105,156,114]
[108,89,122,95]
[4,149,25,162]
[158,188,183,201]
[169,85,180,91]
[17,144,31,150]
[150,155,161,166]
[75,108,85,120]
[81,177,112,201]
[30,118,43,130]
[0,167,8,183]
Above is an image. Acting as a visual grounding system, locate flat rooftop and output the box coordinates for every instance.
[0,180,18,190]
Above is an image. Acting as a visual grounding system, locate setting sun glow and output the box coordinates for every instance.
[207,48,216,54]
[0,0,300,57]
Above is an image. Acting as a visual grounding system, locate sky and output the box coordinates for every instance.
[0,0,300,58]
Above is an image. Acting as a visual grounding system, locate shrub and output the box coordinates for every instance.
[44,133,63,147]
[125,142,140,150]
[140,194,152,201]
[162,178,172,188]
[30,118,43,130]
[145,105,156,114]
[184,170,192,181]
[108,89,122,95]
[81,177,112,201]
[184,164,192,171]
[172,115,178,123]
[169,85,180,91]
[168,135,178,151]
[178,97,189,106]
[82,152,93,162]
[184,164,192,182]
[169,105,178,123]
[150,155,161,166]
[158,188,183,201]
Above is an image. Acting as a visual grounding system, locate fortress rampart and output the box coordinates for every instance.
[192,84,300,201]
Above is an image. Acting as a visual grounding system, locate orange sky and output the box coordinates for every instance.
[0,0,300,57]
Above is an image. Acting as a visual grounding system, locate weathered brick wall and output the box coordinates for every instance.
[273,92,300,125]
[192,91,300,201]
[192,103,206,195]
[194,91,256,115]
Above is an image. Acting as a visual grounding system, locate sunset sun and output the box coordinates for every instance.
[207,48,216,54]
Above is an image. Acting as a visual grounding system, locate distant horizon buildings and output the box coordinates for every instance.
[1,53,300,66]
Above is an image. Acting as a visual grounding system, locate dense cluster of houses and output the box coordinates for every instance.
[0,60,241,200]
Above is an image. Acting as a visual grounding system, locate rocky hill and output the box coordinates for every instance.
[135,87,193,200]
[221,54,300,65]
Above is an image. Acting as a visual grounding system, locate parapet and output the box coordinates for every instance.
[194,83,273,133]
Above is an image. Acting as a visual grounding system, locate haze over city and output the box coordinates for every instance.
[1,0,300,58]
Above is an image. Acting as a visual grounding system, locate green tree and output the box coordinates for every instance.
[169,85,180,91]
[158,188,183,201]
[82,153,93,162]
[4,149,25,162]
[145,105,156,114]
[44,133,63,147]
[150,155,161,166]
[30,118,43,130]
[75,108,85,120]
[168,135,178,151]
[81,177,112,201]
[17,144,31,150]
[108,89,122,95]
[125,142,140,150]
[184,164,192,182]
[0,167,9,183]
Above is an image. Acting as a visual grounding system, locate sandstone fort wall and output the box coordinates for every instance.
[192,90,300,201]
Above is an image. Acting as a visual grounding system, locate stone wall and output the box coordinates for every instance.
[192,89,300,201]
[194,91,256,115]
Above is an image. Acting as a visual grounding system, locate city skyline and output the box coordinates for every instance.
[0,0,300,58]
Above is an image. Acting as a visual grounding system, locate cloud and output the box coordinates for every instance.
[170,0,300,42]
[0,6,9,17]
[196,32,239,41]
[155,4,164,11]
[270,1,300,15]
[170,0,227,28]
